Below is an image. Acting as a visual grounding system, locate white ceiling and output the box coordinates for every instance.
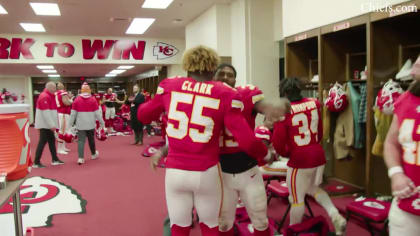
[0,63,155,77]
[0,0,233,39]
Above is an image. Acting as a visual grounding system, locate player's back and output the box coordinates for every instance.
[158,77,239,171]
[236,85,263,129]
[286,97,326,168]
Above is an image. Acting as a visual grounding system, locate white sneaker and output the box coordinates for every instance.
[332,213,347,235]
[396,59,413,81]
[57,150,68,155]
[92,151,99,160]
[77,158,85,165]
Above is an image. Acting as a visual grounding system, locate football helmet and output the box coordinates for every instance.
[375,79,403,115]
[324,82,348,112]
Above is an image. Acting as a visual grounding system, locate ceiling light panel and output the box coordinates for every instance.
[117,65,134,69]
[48,74,60,77]
[142,0,174,9]
[126,18,155,34]
[37,65,54,69]
[30,3,61,16]
[20,23,46,32]
[42,70,57,73]
[0,4,8,14]
[109,69,126,74]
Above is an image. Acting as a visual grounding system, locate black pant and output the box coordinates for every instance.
[78,129,96,158]
[34,129,59,164]
[133,127,143,144]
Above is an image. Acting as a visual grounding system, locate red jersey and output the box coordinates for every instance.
[138,77,268,171]
[93,93,103,105]
[394,91,420,215]
[55,90,71,114]
[220,84,264,154]
[104,93,117,107]
[272,97,325,168]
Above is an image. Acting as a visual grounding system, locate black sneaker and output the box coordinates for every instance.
[52,159,65,166]
[33,163,46,168]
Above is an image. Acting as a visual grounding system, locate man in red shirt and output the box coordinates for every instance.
[384,59,420,235]
[138,46,270,236]
[55,83,73,154]
[214,64,274,236]
[272,78,346,235]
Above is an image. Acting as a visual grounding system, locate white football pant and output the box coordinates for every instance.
[57,113,70,151]
[389,198,420,236]
[165,164,222,229]
[219,166,269,231]
[105,107,115,120]
[287,165,339,224]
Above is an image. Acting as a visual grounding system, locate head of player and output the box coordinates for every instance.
[57,82,65,91]
[279,77,303,102]
[182,45,220,82]
[214,64,237,87]
[107,88,113,95]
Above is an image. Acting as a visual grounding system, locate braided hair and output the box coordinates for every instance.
[279,77,303,102]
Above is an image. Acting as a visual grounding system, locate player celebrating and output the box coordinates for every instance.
[272,78,346,235]
[137,46,271,236]
[55,82,73,154]
[213,64,274,236]
[103,88,124,132]
[384,60,420,235]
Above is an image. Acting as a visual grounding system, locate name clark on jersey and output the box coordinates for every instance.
[291,100,317,113]
[181,81,214,95]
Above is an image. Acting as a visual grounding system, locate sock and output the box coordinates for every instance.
[313,189,339,218]
[199,223,219,236]
[171,224,191,236]
[219,227,234,236]
[254,226,270,236]
[290,202,305,225]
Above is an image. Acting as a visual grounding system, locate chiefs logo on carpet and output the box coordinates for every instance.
[0,176,86,236]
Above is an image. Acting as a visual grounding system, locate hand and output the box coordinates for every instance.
[391,173,416,199]
[266,151,278,165]
[150,150,164,171]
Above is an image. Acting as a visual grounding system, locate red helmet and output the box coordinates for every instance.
[58,131,76,143]
[96,128,107,141]
[324,83,348,112]
[254,125,272,142]
[375,80,403,115]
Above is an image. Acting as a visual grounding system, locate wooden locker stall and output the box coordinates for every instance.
[285,28,320,83]
[320,15,369,188]
[367,0,420,195]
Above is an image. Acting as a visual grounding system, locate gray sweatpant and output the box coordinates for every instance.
[78,129,96,158]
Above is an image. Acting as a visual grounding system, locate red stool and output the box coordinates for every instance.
[267,180,314,232]
[263,174,284,188]
[346,198,390,236]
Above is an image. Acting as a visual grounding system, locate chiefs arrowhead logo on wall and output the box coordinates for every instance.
[0,176,86,236]
[153,42,179,60]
